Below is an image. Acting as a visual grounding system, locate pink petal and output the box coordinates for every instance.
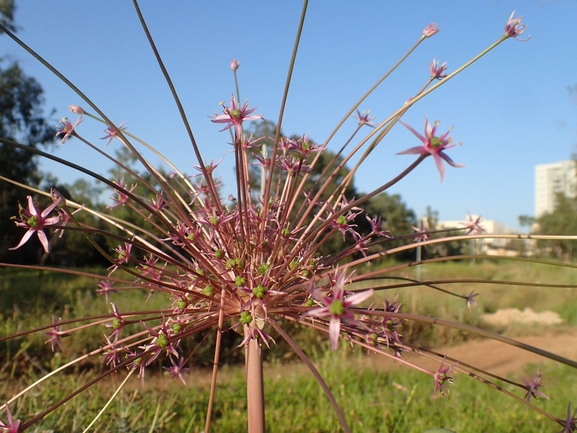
[400,120,426,144]
[26,196,39,216]
[433,153,446,181]
[37,230,50,253]
[305,306,330,318]
[439,151,465,168]
[9,229,35,251]
[396,146,428,156]
[41,200,60,218]
[344,289,374,307]
[329,316,341,350]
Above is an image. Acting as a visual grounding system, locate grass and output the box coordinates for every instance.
[2,260,577,431]
[2,354,574,432]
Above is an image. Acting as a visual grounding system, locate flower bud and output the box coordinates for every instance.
[68,105,85,114]
[423,23,439,38]
[50,188,66,207]
[230,58,240,71]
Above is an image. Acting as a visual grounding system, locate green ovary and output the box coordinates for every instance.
[239,311,253,325]
[329,299,345,316]
[430,136,443,148]
[157,332,168,348]
[27,215,39,228]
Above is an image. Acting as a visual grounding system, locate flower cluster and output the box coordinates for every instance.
[2,9,573,433]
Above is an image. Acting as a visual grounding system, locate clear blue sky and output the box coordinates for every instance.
[4,1,577,232]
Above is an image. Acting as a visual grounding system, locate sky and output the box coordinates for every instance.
[3,0,577,232]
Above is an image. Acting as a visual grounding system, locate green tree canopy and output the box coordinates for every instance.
[0,2,56,263]
[533,193,577,261]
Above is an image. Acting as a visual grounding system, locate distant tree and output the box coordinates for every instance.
[365,193,416,236]
[423,205,439,230]
[0,1,56,263]
[245,119,282,194]
[0,0,16,33]
[518,214,536,228]
[532,85,577,260]
[533,193,577,261]
[360,192,417,261]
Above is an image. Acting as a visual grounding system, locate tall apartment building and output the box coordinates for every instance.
[535,160,576,217]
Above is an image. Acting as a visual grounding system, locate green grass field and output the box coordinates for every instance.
[2,260,577,432]
[3,356,573,432]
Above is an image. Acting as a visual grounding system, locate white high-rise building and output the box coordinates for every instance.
[535,160,576,217]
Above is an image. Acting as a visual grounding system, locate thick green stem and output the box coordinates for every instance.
[245,328,265,433]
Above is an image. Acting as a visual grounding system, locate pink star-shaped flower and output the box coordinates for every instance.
[210,95,262,138]
[461,212,485,235]
[10,196,61,253]
[164,356,191,385]
[430,58,447,80]
[0,404,21,433]
[397,117,464,181]
[55,115,83,143]
[101,121,127,146]
[433,361,456,397]
[355,110,376,128]
[304,271,373,350]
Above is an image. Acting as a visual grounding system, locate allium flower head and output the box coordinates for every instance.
[412,223,430,243]
[397,117,464,181]
[3,7,568,433]
[97,281,118,303]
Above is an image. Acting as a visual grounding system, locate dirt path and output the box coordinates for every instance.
[358,327,577,378]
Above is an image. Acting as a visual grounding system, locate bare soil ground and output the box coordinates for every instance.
[262,326,577,385]
[369,328,577,377]
[353,306,577,378]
